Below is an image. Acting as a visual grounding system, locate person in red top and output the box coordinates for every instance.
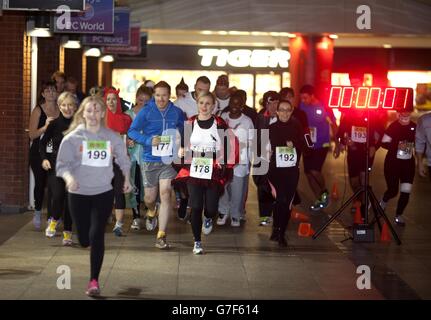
[174,92,238,254]
[104,88,132,236]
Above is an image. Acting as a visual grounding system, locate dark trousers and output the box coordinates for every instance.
[383,158,415,216]
[252,174,275,218]
[68,190,114,281]
[113,162,125,210]
[47,170,72,231]
[268,168,299,237]
[30,153,47,211]
[187,183,219,242]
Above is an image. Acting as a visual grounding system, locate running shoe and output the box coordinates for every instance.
[113,224,123,237]
[146,205,159,231]
[310,200,323,211]
[146,216,158,231]
[278,236,288,247]
[62,231,73,246]
[231,218,240,227]
[319,191,330,208]
[269,228,279,242]
[155,236,170,249]
[86,279,100,297]
[202,218,213,235]
[259,217,271,226]
[45,219,58,238]
[216,214,228,226]
[379,200,387,211]
[395,215,406,226]
[193,241,204,255]
[33,211,41,230]
[131,218,141,231]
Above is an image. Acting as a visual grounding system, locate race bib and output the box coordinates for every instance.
[152,135,173,157]
[276,146,297,168]
[351,126,367,143]
[309,127,317,143]
[46,139,53,153]
[190,157,213,180]
[81,140,111,167]
[397,141,414,160]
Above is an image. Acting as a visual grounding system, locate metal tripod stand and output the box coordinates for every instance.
[312,108,402,245]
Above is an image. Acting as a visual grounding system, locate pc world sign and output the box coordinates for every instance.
[198,48,291,68]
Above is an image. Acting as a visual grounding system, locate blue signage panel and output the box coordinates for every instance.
[82,8,130,46]
[54,0,114,34]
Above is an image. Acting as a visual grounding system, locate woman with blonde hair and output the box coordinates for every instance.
[39,92,78,244]
[56,95,132,296]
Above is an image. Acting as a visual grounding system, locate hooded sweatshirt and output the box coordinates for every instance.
[104,88,132,135]
[127,97,185,163]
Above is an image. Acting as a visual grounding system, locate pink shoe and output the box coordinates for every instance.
[85,279,100,297]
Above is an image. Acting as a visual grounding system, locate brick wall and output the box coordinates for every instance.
[0,12,31,212]
[37,36,61,86]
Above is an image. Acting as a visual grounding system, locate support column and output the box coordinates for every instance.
[289,35,334,104]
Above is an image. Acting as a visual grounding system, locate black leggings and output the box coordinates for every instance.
[113,162,125,210]
[47,170,72,231]
[133,163,141,218]
[383,158,415,216]
[29,153,48,211]
[187,183,219,242]
[268,168,299,237]
[68,190,114,281]
[252,174,275,218]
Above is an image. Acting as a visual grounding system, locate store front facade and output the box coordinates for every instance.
[113,44,291,110]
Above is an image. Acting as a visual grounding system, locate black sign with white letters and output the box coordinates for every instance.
[2,0,85,12]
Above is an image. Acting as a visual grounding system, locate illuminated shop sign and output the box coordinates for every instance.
[198,48,290,68]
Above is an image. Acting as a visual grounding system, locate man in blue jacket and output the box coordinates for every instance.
[128,81,185,249]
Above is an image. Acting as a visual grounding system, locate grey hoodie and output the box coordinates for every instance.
[56,124,131,195]
[416,112,431,166]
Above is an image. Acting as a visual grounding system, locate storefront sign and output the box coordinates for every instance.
[198,48,291,68]
[103,26,141,55]
[82,7,130,46]
[54,0,114,34]
[2,0,85,11]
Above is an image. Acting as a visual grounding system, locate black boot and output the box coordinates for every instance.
[278,236,287,247]
[269,228,279,241]
[278,228,287,247]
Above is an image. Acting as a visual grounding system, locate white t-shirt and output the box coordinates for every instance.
[216,96,230,115]
[174,92,198,119]
[175,92,220,119]
[221,113,254,177]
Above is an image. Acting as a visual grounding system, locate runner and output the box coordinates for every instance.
[268,100,306,247]
[128,81,185,249]
[56,95,132,296]
[380,111,416,226]
[174,92,238,254]
[39,92,77,244]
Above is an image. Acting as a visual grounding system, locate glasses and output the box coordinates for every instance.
[278,109,293,113]
[267,98,279,103]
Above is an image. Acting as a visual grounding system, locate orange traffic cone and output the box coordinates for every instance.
[331,181,339,200]
[291,208,310,222]
[298,222,315,237]
[380,222,391,242]
[354,205,363,224]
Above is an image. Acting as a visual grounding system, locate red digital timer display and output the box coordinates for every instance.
[328,86,413,111]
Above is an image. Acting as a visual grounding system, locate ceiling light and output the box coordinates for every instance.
[84,48,101,57]
[329,34,338,39]
[101,55,114,62]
